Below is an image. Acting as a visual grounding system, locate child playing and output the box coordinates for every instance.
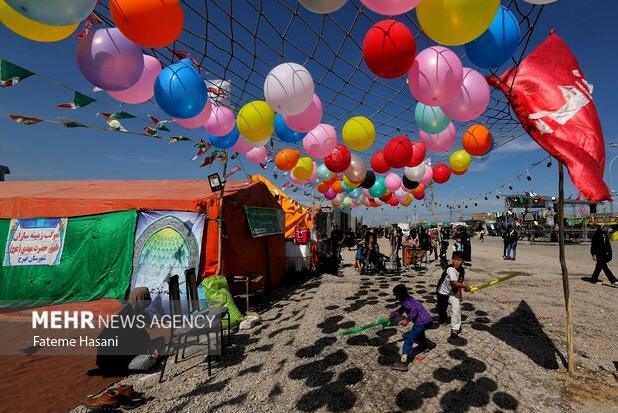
[452,236,464,253]
[388,284,433,372]
[436,251,470,338]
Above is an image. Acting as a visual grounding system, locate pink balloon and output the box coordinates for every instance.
[385,173,402,192]
[205,105,235,137]
[174,98,213,129]
[395,189,409,203]
[441,67,490,122]
[419,164,433,185]
[284,94,323,133]
[303,124,337,158]
[408,46,463,106]
[309,161,318,182]
[325,187,337,200]
[360,0,421,15]
[362,188,371,197]
[231,135,253,153]
[107,55,161,104]
[420,122,456,153]
[246,146,267,164]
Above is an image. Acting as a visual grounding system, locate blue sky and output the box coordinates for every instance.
[1,0,616,224]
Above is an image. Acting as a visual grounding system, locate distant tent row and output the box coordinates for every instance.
[0,177,304,306]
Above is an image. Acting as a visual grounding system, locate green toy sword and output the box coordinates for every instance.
[339,317,392,337]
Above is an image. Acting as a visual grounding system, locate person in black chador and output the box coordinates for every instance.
[590,226,618,285]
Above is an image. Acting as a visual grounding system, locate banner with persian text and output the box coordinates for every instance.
[3,218,67,266]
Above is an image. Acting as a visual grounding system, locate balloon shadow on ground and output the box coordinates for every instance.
[471,300,567,370]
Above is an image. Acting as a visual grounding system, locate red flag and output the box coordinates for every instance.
[488,31,610,202]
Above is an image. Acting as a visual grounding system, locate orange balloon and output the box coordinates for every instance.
[110,0,184,48]
[462,124,492,157]
[412,183,425,197]
[317,182,331,194]
[453,168,468,176]
[332,180,343,194]
[275,148,300,171]
[324,174,338,186]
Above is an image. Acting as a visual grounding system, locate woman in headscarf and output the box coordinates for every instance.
[96,288,160,375]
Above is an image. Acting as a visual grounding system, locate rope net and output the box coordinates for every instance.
[91,0,545,187]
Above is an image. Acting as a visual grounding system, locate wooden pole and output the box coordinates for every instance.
[215,150,229,276]
[558,162,575,374]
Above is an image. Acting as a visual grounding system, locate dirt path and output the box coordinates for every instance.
[73,237,618,412]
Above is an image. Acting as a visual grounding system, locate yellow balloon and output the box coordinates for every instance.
[237,100,276,142]
[449,149,472,172]
[416,0,500,46]
[0,0,77,42]
[292,156,313,180]
[342,116,375,151]
[342,175,360,188]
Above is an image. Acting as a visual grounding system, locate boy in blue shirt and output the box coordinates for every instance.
[388,284,433,372]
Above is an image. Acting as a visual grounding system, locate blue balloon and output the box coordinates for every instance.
[349,188,362,199]
[274,114,306,143]
[465,6,521,69]
[415,103,451,134]
[316,163,333,182]
[208,126,239,149]
[341,180,354,193]
[369,176,386,197]
[6,0,97,25]
[154,59,207,119]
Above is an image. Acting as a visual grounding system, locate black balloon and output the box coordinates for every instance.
[402,175,419,190]
[360,170,376,188]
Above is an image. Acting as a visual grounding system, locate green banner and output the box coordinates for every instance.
[0,211,137,307]
[243,206,284,238]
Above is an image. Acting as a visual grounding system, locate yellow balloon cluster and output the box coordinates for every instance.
[292,156,314,180]
[237,100,276,142]
[342,116,375,151]
[449,150,472,173]
[416,0,500,46]
[401,194,413,207]
[0,0,77,42]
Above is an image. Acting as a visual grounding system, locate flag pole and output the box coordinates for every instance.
[558,161,575,373]
[215,150,229,276]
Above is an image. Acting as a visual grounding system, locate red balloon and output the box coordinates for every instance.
[371,150,390,174]
[433,163,451,184]
[388,197,399,206]
[363,20,416,79]
[317,181,331,193]
[413,191,425,201]
[324,144,351,173]
[406,141,426,167]
[384,136,412,168]
[323,174,338,186]
[379,192,393,202]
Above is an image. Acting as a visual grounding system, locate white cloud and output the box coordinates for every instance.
[493,139,540,154]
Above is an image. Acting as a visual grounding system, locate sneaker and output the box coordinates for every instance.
[391,360,409,372]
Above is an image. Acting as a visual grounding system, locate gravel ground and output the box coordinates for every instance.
[73,237,618,412]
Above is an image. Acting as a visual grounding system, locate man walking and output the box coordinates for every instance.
[590,226,618,285]
[504,225,519,261]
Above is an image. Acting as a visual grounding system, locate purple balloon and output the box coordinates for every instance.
[408,46,463,106]
[325,187,337,200]
[419,122,456,153]
[76,28,144,91]
[441,67,490,122]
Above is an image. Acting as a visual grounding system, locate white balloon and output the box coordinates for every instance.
[405,164,425,181]
[299,0,348,13]
[264,63,315,116]
[523,0,557,4]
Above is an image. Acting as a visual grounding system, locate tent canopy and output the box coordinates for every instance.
[250,175,313,238]
[0,179,259,218]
